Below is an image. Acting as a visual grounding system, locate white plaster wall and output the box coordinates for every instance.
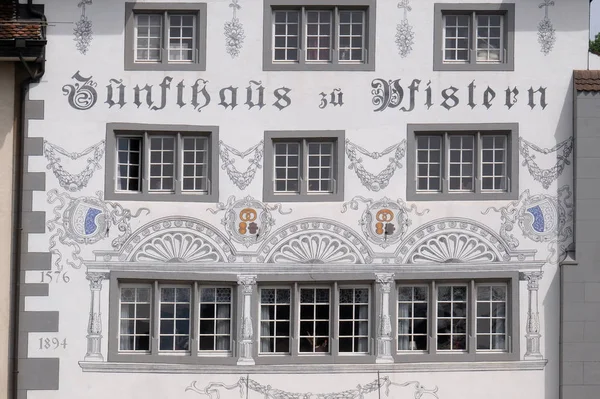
[590,52,600,69]
[21,0,590,398]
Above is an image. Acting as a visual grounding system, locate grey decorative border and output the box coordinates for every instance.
[17,95,60,397]
[186,376,439,399]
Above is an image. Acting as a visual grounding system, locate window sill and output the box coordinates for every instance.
[263,62,374,72]
[104,191,219,203]
[263,193,344,203]
[79,359,547,373]
[406,191,518,202]
[125,62,206,72]
[433,62,514,72]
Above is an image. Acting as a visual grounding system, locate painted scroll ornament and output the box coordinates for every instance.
[482,185,573,264]
[209,195,291,247]
[224,0,245,57]
[43,140,105,192]
[186,376,439,399]
[47,189,149,271]
[395,0,415,58]
[537,0,556,55]
[74,0,93,55]
[342,196,429,249]
[519,137,573,189]
[219,140,263,190]
[346,139,406,191]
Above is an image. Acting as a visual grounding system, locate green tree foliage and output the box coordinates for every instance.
[591,33,600,56]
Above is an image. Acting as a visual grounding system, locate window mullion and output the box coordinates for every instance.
[292,283,299,356]
[299,7,306,65]
[443,133,449,194]
[301,139,308,195]
[175,133,182,195]
[143,131,149,194]
[469,280,476,355]
[471,12,476,64]
[430,281,436,355]
[332,282,339,356]
[151,281,159,355]
[191,281,199,357]
[475,132,481,194]
[162,11,168,64]
[332,7,339,65]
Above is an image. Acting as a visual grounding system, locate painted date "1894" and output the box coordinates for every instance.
[40,271,70,283]
[39,338,67,350]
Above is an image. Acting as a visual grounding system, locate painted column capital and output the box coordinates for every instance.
[375,273,394,293]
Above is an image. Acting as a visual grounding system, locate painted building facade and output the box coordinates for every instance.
[14,1,591,399]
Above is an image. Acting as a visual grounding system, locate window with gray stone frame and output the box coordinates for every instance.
[125,2,207,71]
[393,276,519,363]
[262,0,376,71]
[406,123,519,201]
[433,3,515,71]
[105,123,219,202]
[263,130,345,202]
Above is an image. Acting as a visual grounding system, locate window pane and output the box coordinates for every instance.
[299,288,330,353]
[416,136,442,192]
[260,288,291,354]
[448,135,474,192]
[116,137,142,192]
[199,287,232,352]
[182,136,209,193]
[159,287,190,351]
[437,285,467,351]
[398,286,428,351]
[273,10,300,61]
[273,142,300,193]
[119,286,151,351]
[168,14,196,62]
[476,285,507,351]
[338,288,369,353]
[305,10,332,62]
[135,14,162,62]
[443,14,470,62]
[338,10,365,62]
[307,142,334,193]
[148,137,175,192]
[476,15,503,63]
[481,135,508,191]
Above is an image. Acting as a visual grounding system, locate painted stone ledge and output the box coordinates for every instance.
[79,359,547,374]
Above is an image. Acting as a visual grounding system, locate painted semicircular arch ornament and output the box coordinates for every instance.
[258,218,373,264]
[397,218,517,264]
[118,217,236,263]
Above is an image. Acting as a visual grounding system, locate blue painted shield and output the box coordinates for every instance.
[523,198,557,237]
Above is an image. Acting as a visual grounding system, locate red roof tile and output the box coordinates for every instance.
[0,1,42,40]
[574,70,600,92]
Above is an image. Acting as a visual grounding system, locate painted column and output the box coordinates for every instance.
[523,271,544,360]
[375,273,394,363]
[84,272,108,361]
[237,274,257,365]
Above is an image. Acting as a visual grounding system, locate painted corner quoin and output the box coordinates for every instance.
[18,95,60,398]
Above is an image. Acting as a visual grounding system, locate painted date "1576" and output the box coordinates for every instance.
[40,271,70,283]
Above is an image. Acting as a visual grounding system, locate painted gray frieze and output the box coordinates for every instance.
[186,376,439,399]
[224,0,245,57]
[537,0,556,55]
[208,195,291,248]
[395,0,415,58]
[47,189,148,270]
[43,139,105,192]
[519,137,573,190]
[219,140,264,190]
[346,139,406,191]
[341,196,428,249]
[74,0,93,55]
[482,186,573,263]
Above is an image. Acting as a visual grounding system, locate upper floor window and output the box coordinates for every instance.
[105,123,219,202]
[263,130,345,202]
[125,3,207,71]
[406,123,519,201]
[263,0,376,71]
[433,3,515,71]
